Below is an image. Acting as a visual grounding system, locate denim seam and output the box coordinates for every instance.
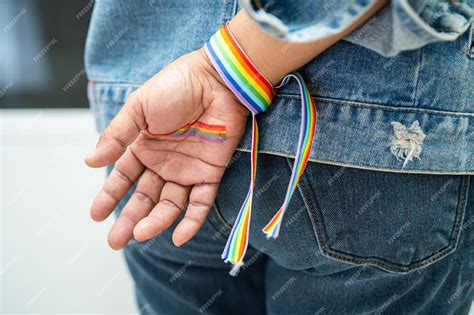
[287,158,328,262]
[235,148,474,175]
[411,48,423,107]
[88,82,474,118]
[294,167,470,273]
[277,94,474,118]
[208,202,232,234]
[468,22,474,58]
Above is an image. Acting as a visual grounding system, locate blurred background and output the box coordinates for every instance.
[1,0,136,313]
[0,0,89,108]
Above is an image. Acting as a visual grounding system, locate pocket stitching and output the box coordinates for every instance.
[285,157,328,254]
[296,165,470,273]
[467,22,474,58]
[206,202,232,237]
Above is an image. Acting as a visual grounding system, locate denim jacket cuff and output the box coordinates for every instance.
[237,0,378,42]
[239,0,473,57]
[345,0,473,56]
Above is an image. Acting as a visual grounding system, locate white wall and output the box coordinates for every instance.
[1,109,136,314]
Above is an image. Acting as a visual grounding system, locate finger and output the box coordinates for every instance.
[172,183,218,247]
[90,148,145,222]
[133,182,191,241]
[107,169,164,250]
[85,91,146,168]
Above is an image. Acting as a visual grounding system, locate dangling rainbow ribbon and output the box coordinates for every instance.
[204,23,317,275]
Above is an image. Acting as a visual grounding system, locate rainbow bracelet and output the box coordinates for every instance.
[204,23,317,275]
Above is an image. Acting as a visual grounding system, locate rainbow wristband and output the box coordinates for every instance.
[204,23,317,276]
[204,23,275,114]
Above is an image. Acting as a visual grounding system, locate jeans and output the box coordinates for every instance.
[117,152,474,314]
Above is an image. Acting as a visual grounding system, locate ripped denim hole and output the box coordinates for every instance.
[390,120,426,168]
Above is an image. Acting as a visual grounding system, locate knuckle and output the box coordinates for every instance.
[114,167,134,184]
[188,200,211,209]
[160,199,184,212]
[102,186,120,202]
[134,191,156,205]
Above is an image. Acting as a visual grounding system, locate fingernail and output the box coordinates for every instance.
[172,231,184,247]
[85,151,93,159]
[134,221,157,241]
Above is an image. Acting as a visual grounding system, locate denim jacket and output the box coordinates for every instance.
[86,0,474,174]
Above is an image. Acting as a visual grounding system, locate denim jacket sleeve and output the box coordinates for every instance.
[238,0,474,57]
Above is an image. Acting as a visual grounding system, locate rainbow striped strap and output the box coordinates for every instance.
[204,24,317,275]
[221,115,259,276]
[204,23,275,114]
[262,73,316,238]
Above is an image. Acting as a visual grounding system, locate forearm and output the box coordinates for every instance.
[228,1,387,85]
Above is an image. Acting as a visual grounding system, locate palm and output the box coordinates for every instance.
[86,50,248,249]
[132,110,246,187]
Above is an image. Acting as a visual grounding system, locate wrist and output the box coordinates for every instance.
[197,48,228,90]
[203,24,275,115]
[197,47,251,116]
[226,3,387,85]
[227,11,321,85]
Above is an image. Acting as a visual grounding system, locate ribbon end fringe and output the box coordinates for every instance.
[229,262,244,277]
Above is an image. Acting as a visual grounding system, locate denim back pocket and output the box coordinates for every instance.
[298,163,470,273]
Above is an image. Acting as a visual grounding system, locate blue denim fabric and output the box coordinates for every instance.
[114,152,474,314]
[86,0,474,174]
[241,0,474,56]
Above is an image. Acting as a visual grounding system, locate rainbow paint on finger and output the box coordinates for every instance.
[143,121,227,143]
[204,23,317,275]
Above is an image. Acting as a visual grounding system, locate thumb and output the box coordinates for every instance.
[85,91,145,168]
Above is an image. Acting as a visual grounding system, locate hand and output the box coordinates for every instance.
[85,48,249,250]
